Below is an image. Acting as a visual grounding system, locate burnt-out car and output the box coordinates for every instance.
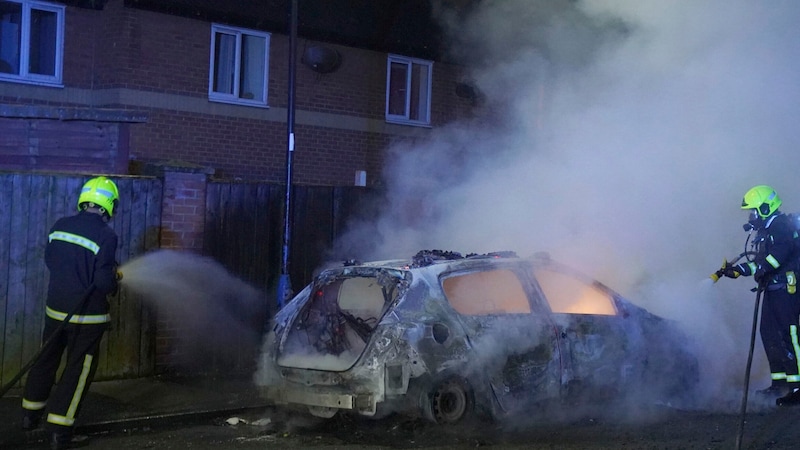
[257,250,698,424]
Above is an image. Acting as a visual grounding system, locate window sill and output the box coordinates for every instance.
[385,118,432,129]
[0,76,64,89]
[209,96,269,109]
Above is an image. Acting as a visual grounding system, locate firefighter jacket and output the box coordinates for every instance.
[45,211,119,324]
[738,212,799,288]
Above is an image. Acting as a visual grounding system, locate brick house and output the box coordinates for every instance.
[0,0,478,185]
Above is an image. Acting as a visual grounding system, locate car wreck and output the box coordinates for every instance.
[257,250,698,424]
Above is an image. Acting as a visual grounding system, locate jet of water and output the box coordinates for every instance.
[119,250,267,373]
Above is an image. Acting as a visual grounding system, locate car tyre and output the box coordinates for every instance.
[428,377,474,424]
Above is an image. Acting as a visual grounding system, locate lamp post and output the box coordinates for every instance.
[277,0,298,309]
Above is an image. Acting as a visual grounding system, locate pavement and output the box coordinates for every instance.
[0,374,270,448]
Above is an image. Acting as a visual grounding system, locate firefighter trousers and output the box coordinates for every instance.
[22,317,108,433]
[760,287,800,388]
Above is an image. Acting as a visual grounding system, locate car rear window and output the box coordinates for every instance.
[337,276,389,320]
[533,268,617,315]
[442,269,531,315]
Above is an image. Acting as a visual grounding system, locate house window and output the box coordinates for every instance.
[0,0,64,86]
[385,54,432,127]
[209,24,270,107]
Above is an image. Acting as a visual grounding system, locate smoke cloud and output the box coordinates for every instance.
[333,0,800,410]
[119,250,266,374]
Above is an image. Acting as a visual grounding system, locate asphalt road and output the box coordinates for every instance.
[8,403,800,450]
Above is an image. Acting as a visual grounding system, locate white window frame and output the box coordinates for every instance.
[0,0,64,87]
[385,54,432,127]
[208,23,270,108]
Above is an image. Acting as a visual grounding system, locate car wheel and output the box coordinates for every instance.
[429,378,473,424]
[307,405,337,418]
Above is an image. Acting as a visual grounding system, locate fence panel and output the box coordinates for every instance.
[204,183,381,309]
[0,173,162,387]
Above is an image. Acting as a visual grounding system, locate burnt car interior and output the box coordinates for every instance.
[276,271,403,371]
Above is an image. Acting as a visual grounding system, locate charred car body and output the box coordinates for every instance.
[257,250,698,424]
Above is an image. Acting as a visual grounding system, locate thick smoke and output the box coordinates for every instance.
[119,250,265,374]
[334,0,800,411]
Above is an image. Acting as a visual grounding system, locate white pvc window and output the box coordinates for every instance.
[209,24,269,107]
[0,0,64,86]
[385,54,432,127]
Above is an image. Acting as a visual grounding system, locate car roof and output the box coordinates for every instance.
[320,250,622,300]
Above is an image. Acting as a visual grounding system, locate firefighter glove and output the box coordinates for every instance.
[719,259,742,279]
[723,265,742,279]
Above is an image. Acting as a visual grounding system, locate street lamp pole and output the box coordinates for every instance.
[277,0,298,309]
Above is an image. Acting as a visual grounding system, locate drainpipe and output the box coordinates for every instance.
[277,0,298,310]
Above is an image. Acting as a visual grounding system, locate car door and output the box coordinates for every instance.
[531,266,636,401]
[441,266,562,414]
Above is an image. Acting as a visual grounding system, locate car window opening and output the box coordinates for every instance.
[442,269,532,315]
[277,274,400,371]
[533,269,617,316]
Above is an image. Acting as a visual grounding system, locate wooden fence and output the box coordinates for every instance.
[0,173,163,386]
[0,173,379,385]
[204,182,380,308]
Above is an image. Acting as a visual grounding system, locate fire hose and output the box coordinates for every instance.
[709,251,762,450]
[734,282,764,450]
[0,284,96,399]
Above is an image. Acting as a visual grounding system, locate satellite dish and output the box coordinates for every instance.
[301,46,342,74]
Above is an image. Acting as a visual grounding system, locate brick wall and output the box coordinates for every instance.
[1,0,477,185]
[154,167,210,371]
[159,170,207,251]
[94,1,474,184]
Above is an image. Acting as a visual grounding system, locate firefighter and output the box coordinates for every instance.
[719,185,800,406]
[21,176,121,449]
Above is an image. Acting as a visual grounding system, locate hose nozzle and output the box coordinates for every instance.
[710,257,735,283]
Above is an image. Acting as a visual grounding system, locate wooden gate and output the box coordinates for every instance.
[0,173,162,386]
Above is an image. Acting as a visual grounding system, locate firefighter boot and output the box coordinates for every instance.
[756,384,792,398]
[50,431,89,450]
[776,388,800,406]
[21,411,43,430]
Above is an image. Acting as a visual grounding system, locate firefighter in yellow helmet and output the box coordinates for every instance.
[21,176,120,449]
[718,185,800,406]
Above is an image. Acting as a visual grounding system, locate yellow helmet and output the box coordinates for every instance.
[741,185,781,218]
[77,176,119,217]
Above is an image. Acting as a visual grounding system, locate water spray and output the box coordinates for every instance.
[118,250,268,372]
